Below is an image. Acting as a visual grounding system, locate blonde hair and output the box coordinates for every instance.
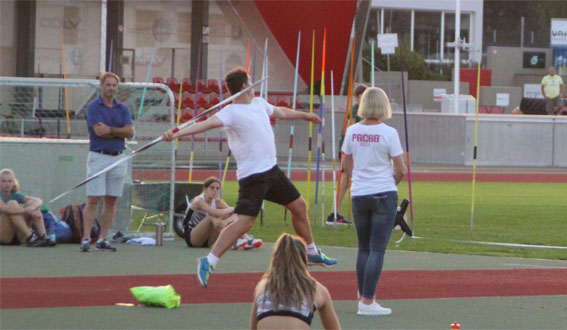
[0,168,19,193]
[259,233,317,311]
[358,87,392,120]
[100,72,120,85]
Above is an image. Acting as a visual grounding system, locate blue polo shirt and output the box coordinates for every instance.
[86,97,133,152]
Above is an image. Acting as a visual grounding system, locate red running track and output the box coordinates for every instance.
[1,269,566,309]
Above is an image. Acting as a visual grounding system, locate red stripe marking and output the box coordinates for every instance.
[1,269,565,309]
[133,169,567,183]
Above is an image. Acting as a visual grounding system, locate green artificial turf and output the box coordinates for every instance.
[133,181,566,260]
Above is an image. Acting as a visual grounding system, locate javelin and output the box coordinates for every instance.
[470,60,482,233]
[49,77,267,204]
[189,38,203,183]
[306,30,316,217]
[314,27,327,224]
[399,47,415,235]
[218,48,224,197]
[330,71,338,230]
[60,35,71,138]
[284,30,301,223]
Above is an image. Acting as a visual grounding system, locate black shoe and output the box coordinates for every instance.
[26,233,51,247]
[394,199,413,236]
[96,239,117,252]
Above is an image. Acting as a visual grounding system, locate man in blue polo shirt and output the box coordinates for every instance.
[82,72,135,252]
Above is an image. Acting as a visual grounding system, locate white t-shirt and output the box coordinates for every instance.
[341,122,404,196]
[214,97,276,180]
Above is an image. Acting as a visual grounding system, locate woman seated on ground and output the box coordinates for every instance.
[0,168,54,247]
[250,233,341,330]
[183,177,262,250]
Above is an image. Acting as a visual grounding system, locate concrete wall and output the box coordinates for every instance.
[408,80,469,112]
[486,46,553,87]
[479,86,522,113]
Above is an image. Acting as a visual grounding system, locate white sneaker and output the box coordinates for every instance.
[243,236,263,250]
[231,237,248,250]
[357,301,392,316]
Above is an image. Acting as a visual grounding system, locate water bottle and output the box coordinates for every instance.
[155,222,163,246]
[47,223,56,243]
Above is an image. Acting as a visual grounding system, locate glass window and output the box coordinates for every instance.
[383,9,411,45]
[414,11,441,59]
[443,13,470,60]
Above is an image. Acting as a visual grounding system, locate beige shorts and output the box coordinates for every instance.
[545,96,563,113]
[86,151,128,197]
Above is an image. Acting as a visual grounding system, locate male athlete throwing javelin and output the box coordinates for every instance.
[162,67,337,287]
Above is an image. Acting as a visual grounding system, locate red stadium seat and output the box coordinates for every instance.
[152,77,164,84]
[182,78,195,94]
[196,79,207,93]
[167,91,180,107]
[207,79,221,94]
[166,77,180,93]
[277,96,290,108]
[197,93,209,109]
[295,99,303,109]
[196,110,208,122]
[267,96,277,105]
[182,93,195,110]
[181,109,193,123]
[210,94,221,107]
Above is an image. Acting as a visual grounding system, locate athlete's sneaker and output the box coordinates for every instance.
[80,238,90,252]
[26,233,51,247]
[231,237,248,250]
[357,301,392,316]
[95,238,116,252]
[326,212,352,225]
[197,256,214,288]
[243,236,263,250]
[308,249,337,267]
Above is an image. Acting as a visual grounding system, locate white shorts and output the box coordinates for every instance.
[86,151,128,197]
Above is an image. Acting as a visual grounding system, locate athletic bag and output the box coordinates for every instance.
[60,204,101,243]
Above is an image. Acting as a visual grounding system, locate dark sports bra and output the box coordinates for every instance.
[256,292,317,326]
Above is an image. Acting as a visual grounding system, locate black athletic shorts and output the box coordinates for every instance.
[234,165,301,217]
[182,209,208,248]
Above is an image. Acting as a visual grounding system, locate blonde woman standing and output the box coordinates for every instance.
[250,233,340,329]
[342,87,406,316]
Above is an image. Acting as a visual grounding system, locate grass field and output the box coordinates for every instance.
[135,181,566,260]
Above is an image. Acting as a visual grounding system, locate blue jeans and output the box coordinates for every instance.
[352,192,398,299]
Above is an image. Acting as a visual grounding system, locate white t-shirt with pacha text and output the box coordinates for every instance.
[341,122,404,196]
[214,97,276,180]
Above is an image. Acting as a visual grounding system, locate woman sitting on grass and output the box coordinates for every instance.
[0,168,54,247]
[183,177,262,250]
[250,233,340,329]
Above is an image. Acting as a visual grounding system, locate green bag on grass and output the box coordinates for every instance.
[130,285,181,308]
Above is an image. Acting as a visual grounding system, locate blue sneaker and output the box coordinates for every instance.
[197,257,214,287]
[308,249,337,267]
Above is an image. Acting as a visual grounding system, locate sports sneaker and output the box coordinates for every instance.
[243,236,263,250]
[308,249,337,267]
[357,301,392,316]
[231,237,248,250]
[80,238,90,252]
[197,256,215,288]
[326,217,353,226]
[26,233,50,247]
[95,238,116,252]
